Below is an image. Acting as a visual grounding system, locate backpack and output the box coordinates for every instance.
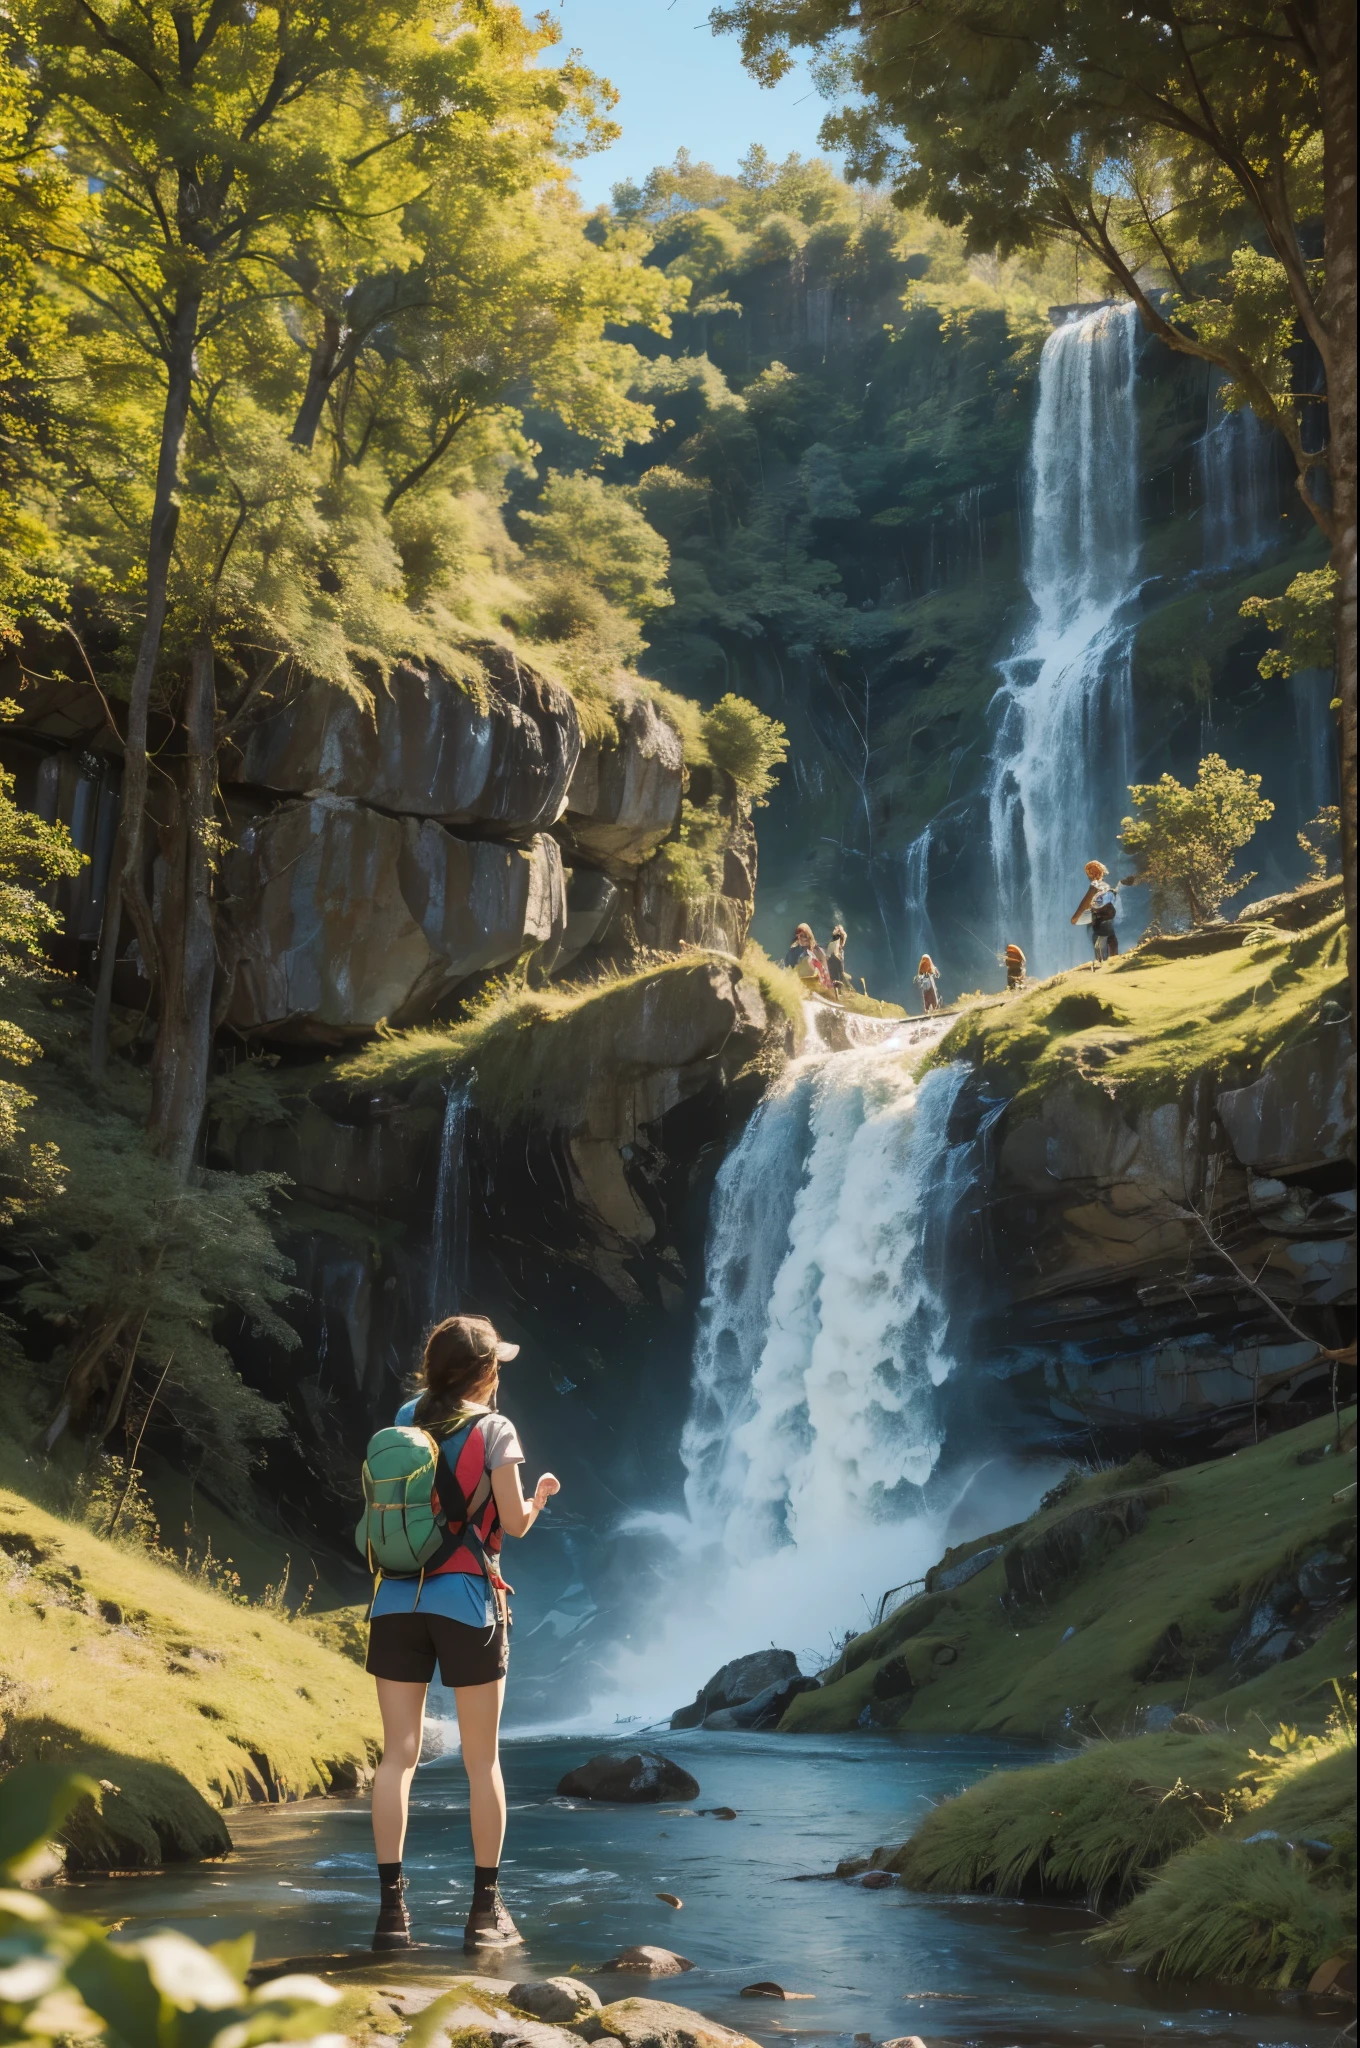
[356,1425,489,1581]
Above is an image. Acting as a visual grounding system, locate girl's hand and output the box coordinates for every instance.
[533,1474,560,1511]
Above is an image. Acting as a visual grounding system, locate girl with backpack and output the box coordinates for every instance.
[360,1314,559,1954]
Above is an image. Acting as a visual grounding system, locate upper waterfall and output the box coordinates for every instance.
[986,302,1142,975]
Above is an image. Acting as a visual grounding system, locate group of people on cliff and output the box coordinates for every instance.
[787,856,1130,1024]
[783,921,849,995]
[911,858,1132,1015]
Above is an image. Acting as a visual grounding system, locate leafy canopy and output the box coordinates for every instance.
[1120,754,1275,926]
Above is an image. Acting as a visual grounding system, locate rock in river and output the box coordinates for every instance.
[556,1753,699,1803]
[508,1977,602,2020]
[600,1946,695,1975]
[670,1649,801,1729]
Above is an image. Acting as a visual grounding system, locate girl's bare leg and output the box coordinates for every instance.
[454,1678,507,1866]
[372,1678,426,1862]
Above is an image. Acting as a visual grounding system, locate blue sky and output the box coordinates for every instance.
[552,0,840,208]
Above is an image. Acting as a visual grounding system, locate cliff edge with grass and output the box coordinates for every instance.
[931,874,1353,1449]
[0,1477,376,1869]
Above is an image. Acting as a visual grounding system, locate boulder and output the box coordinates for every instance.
[232,646,580,835]
[671,1649,801,1729]
[564,697,683,867]
[223,797,565,1040]
[600,1948,693,1976]
[1217,1032,1355,1174]
[584,2000,758,2048]
[556,1753,700,1803]
[509,1978,602,2021]
[702,1674,820,1730]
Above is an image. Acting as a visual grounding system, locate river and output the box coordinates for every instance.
[70,1730,1338,2047]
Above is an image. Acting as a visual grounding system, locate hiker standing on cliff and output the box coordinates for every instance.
[359,1315,559,1954]
[825,925,848,993]
[916,954,941,1012]
[1005,942,1027,990]
[1070,860,1131,965]
[784,923,833,993]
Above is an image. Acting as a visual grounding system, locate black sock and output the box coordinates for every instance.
[377,1861,404,1892]
[472,1863,499,1908]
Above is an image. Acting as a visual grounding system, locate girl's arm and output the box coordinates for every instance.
[491,1463,560,1538]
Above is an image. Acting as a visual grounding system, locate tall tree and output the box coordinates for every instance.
[7,0,670,1175]
[716,0,1357,1023]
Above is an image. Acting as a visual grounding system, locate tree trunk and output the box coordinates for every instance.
[149,636,218,1178]
[1317,0,1358,1050]
[289,309,345,451]
[90,283,201,1075]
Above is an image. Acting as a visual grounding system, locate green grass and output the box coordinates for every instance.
[784,1410,1358,1740]
[921,899,1347,1118]
[888,1732,1248,1901]
[324,949,790,1128]
[0,1484,378,1868]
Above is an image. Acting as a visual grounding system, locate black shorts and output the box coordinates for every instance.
[366,1607,508,1688]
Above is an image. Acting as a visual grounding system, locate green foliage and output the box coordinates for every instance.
[891,1734,1242,1901]
[701,694,789,804]
[0,1765,342,2043]
[521,472,672,617]
[650,798,728,902]
[0,766,83,1222]
[2,974,295,1483]
[1241,566,1337,680]
[1120,755,1275,926]
[1092,1834,1350,1987]
[711,0,1336,530]
[1298,805,1341,879]
[0,762,84,962]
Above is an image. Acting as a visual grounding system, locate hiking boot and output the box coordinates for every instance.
[463,1889,522,1950]
[371,1875,412,1951]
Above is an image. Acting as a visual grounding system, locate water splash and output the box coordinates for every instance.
[428,1079,471,1325]
[986,303,1142,975]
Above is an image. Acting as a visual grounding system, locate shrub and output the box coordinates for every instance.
[700,693,789,804]
[1119,753,1274,925]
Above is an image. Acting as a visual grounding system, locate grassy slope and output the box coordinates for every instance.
[1,1486,378,1868]
[308,946,803,1127]
[785,1412,1357,1739]
[923,891,1347,1118]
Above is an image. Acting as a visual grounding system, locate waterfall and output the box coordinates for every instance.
[902,825,937,979]
[615,1022,986,1707]
[428,1079,471,1324]
[986,302,1141,976]
[1199,380,1277,569]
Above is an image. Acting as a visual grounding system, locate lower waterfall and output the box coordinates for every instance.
[612,1022,1052,1719]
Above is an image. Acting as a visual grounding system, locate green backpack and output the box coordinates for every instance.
[355,1424,448,1578]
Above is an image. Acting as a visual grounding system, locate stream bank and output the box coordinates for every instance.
[66,1729,1349,2047]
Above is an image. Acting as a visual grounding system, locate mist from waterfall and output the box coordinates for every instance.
[986,302,1142,975]
[607,1022,1046,1719]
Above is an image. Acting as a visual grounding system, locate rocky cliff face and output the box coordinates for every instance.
[935,881,1355,1453]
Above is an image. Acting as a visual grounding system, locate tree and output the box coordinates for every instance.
[1119,754,1275,926]
[7,0,674,1180]
[0,757,83,1222]
[715,0,1357,1024]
